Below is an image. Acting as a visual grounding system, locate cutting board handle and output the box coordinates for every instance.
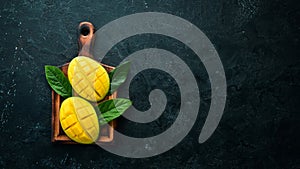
[78,22,95,58]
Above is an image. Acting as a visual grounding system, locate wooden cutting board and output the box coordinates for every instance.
[51,22,116,144]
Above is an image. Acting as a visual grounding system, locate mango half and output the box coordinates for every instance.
[68,56,110,102]
[60,97,99,144]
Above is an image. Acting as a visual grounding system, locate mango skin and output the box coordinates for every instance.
[60,97,99,144]
[68,56,110,102]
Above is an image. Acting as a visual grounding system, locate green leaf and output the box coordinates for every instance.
[45,65,72,98]
[108,61,130,94]
[97,98,132,125]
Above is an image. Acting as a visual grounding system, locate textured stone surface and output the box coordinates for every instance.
[0,0,299,168]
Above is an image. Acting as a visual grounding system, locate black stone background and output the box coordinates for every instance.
[0,0,299,168]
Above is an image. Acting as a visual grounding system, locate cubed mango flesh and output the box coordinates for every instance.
[68,56,110,102]
[60,97,99,144]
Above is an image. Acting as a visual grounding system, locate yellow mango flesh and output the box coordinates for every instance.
[60,97,99,144]
[68,56,110,102]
